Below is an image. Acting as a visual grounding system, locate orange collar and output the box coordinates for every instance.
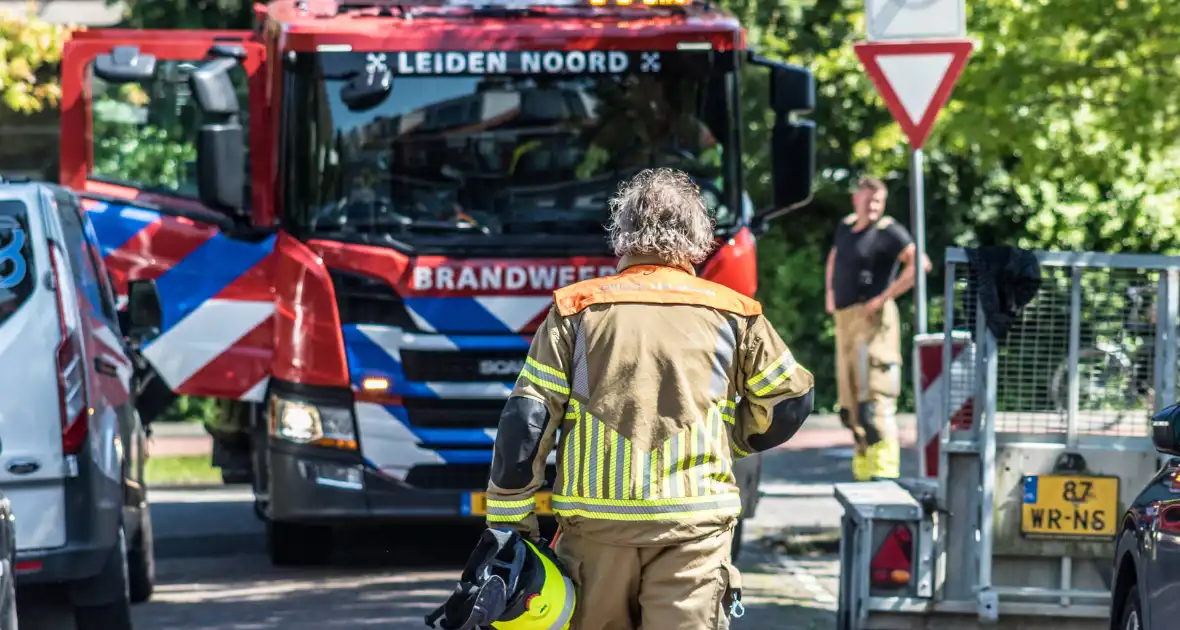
[616,255,696,276]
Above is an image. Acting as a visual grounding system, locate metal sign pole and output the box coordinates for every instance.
[911,147,928,336]
[910,147,928,478]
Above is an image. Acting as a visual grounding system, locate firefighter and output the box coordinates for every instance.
[825,176,931,481]
[485,168,815,629]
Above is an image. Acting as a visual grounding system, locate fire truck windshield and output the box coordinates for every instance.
[282,50,740,243]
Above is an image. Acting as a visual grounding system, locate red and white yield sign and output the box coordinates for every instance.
[854,40,973,149]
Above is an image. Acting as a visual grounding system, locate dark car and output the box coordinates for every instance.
[1110,403,1180,630]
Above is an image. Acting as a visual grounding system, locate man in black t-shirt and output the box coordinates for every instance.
[825,176,930,481]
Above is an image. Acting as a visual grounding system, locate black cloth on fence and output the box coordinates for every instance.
[965,246,1042,342]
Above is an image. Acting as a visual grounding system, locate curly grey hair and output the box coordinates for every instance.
[605,168,716,266]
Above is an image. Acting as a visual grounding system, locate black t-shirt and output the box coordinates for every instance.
[831,215,913,309]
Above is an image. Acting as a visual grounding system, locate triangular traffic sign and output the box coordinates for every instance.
[854,40,973,149]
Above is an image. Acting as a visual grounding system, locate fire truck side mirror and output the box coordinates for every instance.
[94,46,158,84]
[189,55,247,217]
[771,119,816,213]
[747,54,817,224]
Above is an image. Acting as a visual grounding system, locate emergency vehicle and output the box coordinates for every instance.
[57,0,816,565]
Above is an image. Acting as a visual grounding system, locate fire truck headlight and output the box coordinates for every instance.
[272,398,321,443]
[269,396,357,450]
[317,406,358,448]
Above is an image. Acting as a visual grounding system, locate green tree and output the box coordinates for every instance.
[733,0,1180,411]
[110,0,255,29]
[0,2,75,113]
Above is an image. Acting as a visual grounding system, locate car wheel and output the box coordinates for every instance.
[1121,585,1142,630]
[74,527,133,630]
[267,520,333,567]
[127,505,156,603]
[730,519,745,562]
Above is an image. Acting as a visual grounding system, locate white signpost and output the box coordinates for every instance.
[856,0,971,478]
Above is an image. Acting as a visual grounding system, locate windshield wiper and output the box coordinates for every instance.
[396,219,491,235]
[502,218,606,235]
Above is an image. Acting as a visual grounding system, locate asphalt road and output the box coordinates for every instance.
[17,417,880,630]
[16,514,840,630]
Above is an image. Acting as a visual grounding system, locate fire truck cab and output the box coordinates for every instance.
[59,0,816,565]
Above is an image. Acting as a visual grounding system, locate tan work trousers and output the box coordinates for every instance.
[553,528,740,630]
[834,300,902,481]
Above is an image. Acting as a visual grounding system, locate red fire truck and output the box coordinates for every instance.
[59,0,816,566]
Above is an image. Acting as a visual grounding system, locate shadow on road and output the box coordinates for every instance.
[18,521,499,630]
[142,557,461,629]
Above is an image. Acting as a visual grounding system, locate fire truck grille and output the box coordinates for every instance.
[399,349,527,382]
[404,464,558,491]
[328,268,421,329]
[401,398,507,429]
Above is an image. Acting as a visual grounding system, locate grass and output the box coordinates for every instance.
[145,455,223,486]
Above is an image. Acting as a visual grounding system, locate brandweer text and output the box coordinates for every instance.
[412,265,616,291]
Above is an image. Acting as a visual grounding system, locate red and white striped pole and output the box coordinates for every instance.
[915,332,975,477]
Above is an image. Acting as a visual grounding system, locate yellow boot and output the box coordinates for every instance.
[867,438,900,480]
[852,450,873,481]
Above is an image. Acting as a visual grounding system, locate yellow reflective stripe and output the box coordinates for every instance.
[581,414,591,497]
[521,357,571,395]
[595,420,606,499]
[486,497,535,522]
[671,431,684,499]
[753,366,796,397]
[622,440,632,500]
[564,400,581,496]
[715,408,735,485]
[486,498,534,512]
[747,351,798,397]
[526,356,566,380]
[487,514,531,523]
[606,427,618,499]
[552,493,742,521]
[649,444,660,498]
[719,402,736,425]
[661,440,673,498]
[553,494,739,507]
[699,410,715,495]
[687,422,699,498]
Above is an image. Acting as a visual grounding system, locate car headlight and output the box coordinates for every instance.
[269,396,358,450]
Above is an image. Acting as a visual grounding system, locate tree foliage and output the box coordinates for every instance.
[733,0,1180,411]
[111,0,255,30]
[0,2,76,113]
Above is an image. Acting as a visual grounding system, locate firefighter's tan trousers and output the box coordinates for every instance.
[553,527,740,630]
[834,300,902,481]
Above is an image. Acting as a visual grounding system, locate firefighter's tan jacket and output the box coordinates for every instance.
[486,255,814,546]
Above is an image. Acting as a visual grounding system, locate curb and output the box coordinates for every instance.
[149,422,211,438]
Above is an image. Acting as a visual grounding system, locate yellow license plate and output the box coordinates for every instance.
[466,492,553,516]
[1020,474,1119,539]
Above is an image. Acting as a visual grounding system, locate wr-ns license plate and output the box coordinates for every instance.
[1020,474,1118,540]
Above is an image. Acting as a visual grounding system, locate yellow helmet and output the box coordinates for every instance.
[426,528,575,630]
